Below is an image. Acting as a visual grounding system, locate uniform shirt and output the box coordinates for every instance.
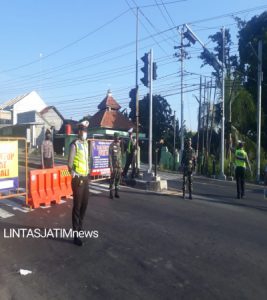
[68,139,89,176]
[41,139,54,168]
[109,141,122,169]
[181,147,195,171]
[235,148,249,169]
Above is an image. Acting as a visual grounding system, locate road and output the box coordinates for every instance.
[1,169,267,299]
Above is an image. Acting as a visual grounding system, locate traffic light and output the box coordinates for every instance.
[140,53,150,87]
[152,62,157,80]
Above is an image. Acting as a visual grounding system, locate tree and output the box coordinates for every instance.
[238,11,267,149]
[139,94,179,152]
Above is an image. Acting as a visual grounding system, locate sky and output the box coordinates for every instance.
[0,0,266,132]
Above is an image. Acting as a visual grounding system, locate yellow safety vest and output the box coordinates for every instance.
[73,140,89,176]
[235,149,247,168]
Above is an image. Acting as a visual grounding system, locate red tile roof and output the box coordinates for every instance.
[98,95,121,111]
[89,110,135,131]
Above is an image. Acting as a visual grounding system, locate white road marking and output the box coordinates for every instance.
[0,208,14,219]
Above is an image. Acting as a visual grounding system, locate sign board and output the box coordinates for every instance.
[0,141,19,191]
[90,140,112,176]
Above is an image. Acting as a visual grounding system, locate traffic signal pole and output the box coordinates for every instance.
[135,7,139,176]
[148,49,153,173]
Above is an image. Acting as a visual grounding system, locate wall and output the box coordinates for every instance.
[12,91,46,124]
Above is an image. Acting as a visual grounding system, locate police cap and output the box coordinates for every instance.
[78,120,89,131]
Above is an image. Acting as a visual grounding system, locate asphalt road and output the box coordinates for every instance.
[1,174,267,300]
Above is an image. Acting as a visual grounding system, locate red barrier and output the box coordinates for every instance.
[28,166,72,208]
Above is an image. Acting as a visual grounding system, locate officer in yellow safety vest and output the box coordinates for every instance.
[235,141,251,199]
[68,120,90,246]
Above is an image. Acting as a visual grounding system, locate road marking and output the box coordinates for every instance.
[1,199,31,213]
[0,208,14,219]
[90,189,102,194]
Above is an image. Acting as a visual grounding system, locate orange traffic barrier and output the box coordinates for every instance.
[28,165,72,208]
[54,165,72,199]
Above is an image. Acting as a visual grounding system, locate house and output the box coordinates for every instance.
[0,91,46,125]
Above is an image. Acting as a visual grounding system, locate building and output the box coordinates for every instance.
[88,90,135,138]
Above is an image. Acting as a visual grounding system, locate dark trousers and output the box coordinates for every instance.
[235,167,245,197]
[43,157,53,168]
[123,153,135,177]
[109,168,121,190]
[182,170,193,196]
[71,176,89,231]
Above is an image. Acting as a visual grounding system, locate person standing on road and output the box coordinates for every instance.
[109,132,122,199]
[122,128,136,178]
[235,141,251,199]
[181,137,196,199]
[41,128,54,169]
[68,120,90,246]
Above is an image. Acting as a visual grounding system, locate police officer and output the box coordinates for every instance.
[181,137,196,199]
[122,128,136,178]
[109,132,122,199]
[235,141,251,199]
[41,128,54,169]
[68,120,90,246]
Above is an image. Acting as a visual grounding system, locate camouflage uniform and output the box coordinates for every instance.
[181,139,195,199]
[109,136,122,199]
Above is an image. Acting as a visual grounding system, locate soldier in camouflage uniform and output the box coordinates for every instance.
[181,137,196,199]
[109,132,122,199]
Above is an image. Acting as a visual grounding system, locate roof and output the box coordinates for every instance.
[0,92,31,110]
[97,90,121,111]
[40,106,65,121]
[89,110,135,131]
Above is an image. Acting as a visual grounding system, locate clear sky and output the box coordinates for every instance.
[0,0,266,131]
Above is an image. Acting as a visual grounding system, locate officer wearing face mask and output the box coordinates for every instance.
[68,120,90,246]
[41,128,54,169]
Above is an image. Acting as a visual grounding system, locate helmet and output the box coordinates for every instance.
[78,120,89,131]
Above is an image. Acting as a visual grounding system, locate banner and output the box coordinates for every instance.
[0,141,19,191]
[90,140,112,176]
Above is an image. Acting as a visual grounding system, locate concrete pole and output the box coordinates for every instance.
[256,40,262,183]
[148,49,153,173]
[219,27,226,180]
[173,110,176,153]
[180,26,184,153]
[135,7,139,176]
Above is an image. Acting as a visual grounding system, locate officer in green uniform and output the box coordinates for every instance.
[181,137,196,199]
[109,132,122,199]
[235,141,251,199]
[68,120,90,246]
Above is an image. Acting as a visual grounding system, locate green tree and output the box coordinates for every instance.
[238,11,267,149]
[139,94,179,152]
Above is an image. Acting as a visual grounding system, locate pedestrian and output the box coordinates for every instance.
[68,120,90,246]
[122,128,136,178]
[235,141,251,199]
[41,128,54,169]
[109,132,122,199]
[181,137,196,199]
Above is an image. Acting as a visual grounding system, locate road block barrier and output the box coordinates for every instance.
[28,165,72,208]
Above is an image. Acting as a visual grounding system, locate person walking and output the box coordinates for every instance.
[122,128,136,178]
[181,137,196,199]
[235,141,251,199]
[41,128,54,169]
[109,132,122,199]
[68,120,90,246]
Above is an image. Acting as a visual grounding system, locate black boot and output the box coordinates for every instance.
[115,189,120,198]
[110,190,114,199]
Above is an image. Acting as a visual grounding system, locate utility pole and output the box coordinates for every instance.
[256,40,262,183]
[196,76,202,162]
[148,49,153,173]
[173,110,176,153]
[219,27,226,180]
[180,26,185,153]
[135,7,139,177]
